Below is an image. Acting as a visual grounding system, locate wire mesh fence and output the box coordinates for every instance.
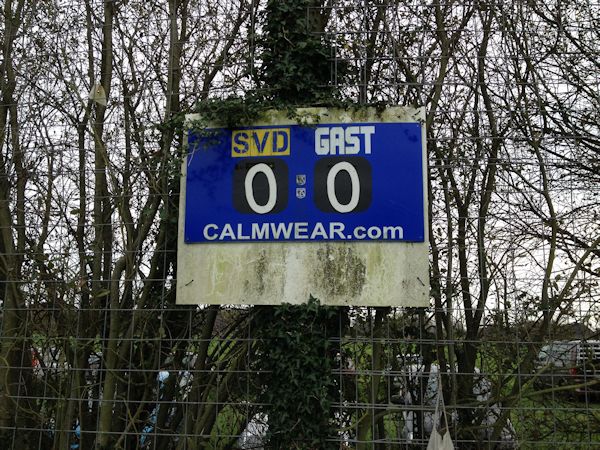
[0,0,599,448]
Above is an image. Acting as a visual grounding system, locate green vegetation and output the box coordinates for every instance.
[253,298,340,449]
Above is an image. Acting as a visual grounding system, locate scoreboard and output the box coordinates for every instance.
[184,122,425,243]
[176,107,429,307]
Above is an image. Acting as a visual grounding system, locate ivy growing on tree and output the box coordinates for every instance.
[259,0,338,104]
[250,1,345,449]
[253,298,340,449]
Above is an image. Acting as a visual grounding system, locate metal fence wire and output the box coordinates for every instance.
[1,0,599,448]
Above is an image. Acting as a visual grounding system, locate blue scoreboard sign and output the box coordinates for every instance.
[184,121,425,243]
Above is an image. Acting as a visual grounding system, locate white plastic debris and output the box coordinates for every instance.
[427,374,454,450]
